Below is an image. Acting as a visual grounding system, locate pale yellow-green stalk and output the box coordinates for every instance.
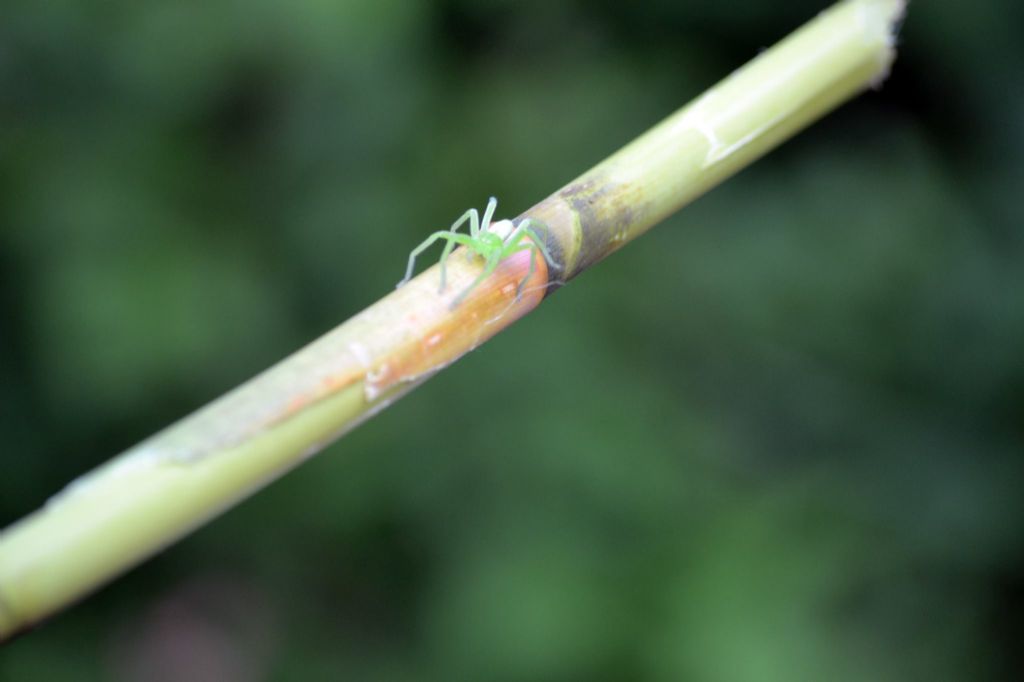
[0,0,906,641]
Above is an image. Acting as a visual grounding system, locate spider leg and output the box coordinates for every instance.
[449,208,479,236]
[400,231,445,287]
[437,233,478,292]
[451,248,501,308]
[503,220,558,298]
[480,197,498,235]
[491,223,531,297]
[398,231,474,290]
[520,221,560,271]
[496,236,537,300]
[442,208,479,270]
[464,198,498,263]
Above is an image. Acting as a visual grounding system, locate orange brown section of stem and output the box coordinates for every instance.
[361,247,549,398]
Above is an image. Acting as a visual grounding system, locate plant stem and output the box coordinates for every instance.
[0,0,906,641]
[528,0,906,280]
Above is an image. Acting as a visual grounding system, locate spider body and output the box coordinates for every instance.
[397,197,558,307]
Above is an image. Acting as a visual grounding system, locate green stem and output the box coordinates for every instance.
[527,0,905,280]
[0,0,906,641]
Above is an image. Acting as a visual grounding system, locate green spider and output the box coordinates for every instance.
[397,197,559,307]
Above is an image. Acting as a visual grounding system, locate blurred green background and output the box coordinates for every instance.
[2,0,1022,679]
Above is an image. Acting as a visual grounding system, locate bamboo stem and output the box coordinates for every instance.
[0,0,906,641]
[527,0,906,280]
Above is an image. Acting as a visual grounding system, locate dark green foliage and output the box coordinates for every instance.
[1,0,1022,679]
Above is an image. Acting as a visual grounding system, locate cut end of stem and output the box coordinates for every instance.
[855,0,909,87]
